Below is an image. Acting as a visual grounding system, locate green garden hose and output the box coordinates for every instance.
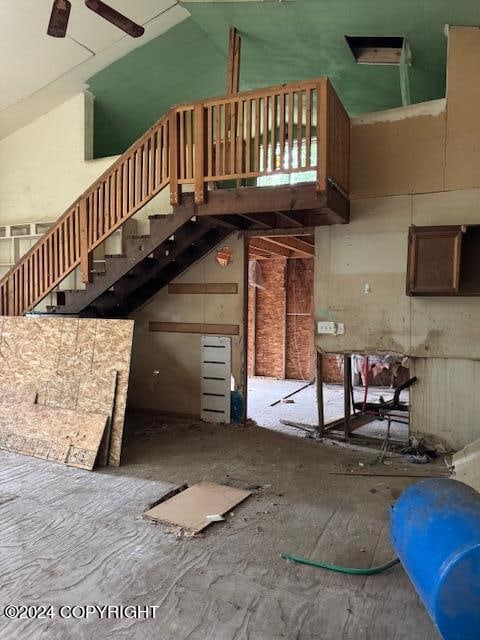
[280,552,400,575]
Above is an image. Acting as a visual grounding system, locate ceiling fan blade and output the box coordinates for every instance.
[84,0,145,38]
[47,0,71,38]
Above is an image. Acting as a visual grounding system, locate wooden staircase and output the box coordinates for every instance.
[0,77,350,317]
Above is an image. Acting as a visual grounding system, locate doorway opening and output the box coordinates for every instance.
[320,353,413,447]
[246,232,318,437]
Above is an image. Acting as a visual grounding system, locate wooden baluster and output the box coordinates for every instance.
[165,120,170,181]
[316,79,328,192]
[305,89,312,168]
[74,204,81,263]
[58,221,64,279]
[207,106,213,178]
[64,219,70,269]
[188,112,195,181]
[18,267,23,315]
[229,100,236,176]
[222,104,228,176]
[179,113,185,182]
[122,161,129,216]
[129,155,135,212]
[7,274,14,316]
[157,129,161,186]
[169,110,180,206]
[148,136,155,194]
[68,214,74,268]
[297,92,303,169]
[254,98,260,172]
[279,93,286,171]
[236,99,244,176]
[271,95,277,173]
[110,172,116,227]
[287,92,294,171]
[262,96,269,173]
[79,197,92,284]
[215,106,221,177]
[245,99,251,174]
[92,189,98,246]
[116,168,122,223]
[142,142,149,202]
[194,103,206,204]
[135,147,142,207]
[38,244,44,302]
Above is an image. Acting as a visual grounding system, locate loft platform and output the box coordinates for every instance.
[0,77,349,317]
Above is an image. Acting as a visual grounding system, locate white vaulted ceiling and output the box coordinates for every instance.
[0,0,189,138]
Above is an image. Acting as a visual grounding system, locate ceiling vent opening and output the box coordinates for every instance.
[345,35,407,65]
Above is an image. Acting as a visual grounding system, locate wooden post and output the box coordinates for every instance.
[79,197,92,284]
[226,28,241,184]
[194,103,205,205]
[169,110,180,207]
[226,27,241,96]
[316,350,325,436]
[316,78,328,193]
[343,355,352,440]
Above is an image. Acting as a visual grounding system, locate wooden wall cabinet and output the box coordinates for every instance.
[407,225,480,296]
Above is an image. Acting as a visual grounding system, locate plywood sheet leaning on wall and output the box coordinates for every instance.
[0,385,37,406]
[0,404,108,470]
[0,317,134,466]
[35,371,118,466]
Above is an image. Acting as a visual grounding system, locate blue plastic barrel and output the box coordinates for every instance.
[390,479,480,640]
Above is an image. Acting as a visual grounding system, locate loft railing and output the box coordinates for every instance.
[0,77,349,316]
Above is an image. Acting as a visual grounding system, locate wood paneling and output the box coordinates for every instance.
[149,322,239,335]
[446,27,480,190]
[350,104,446,199]
[168,283,238,294]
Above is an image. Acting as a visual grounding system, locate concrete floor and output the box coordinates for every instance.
[248,378,409,441]
[0,414,439,639]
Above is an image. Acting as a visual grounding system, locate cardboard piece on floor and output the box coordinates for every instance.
[0,385,36,405]
[144,481,251,533]
[0,404,108,470]
[0,317,134,466]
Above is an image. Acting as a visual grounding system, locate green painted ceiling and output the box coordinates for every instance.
[89,0,480,158]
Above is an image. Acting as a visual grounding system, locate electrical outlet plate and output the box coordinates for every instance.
[317,321,345,336]
[317,321,336,334]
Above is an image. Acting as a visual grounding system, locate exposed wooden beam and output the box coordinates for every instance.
[250,237,291,258]
[267,236,314,256]
[275,211,306,227]
[206,215,248,229]
[226,27,241,95]
[240,212,276,228]
[249,247,272,258]
[175,185,348,225]
[301,234,315,246]
[245,227,315,238]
